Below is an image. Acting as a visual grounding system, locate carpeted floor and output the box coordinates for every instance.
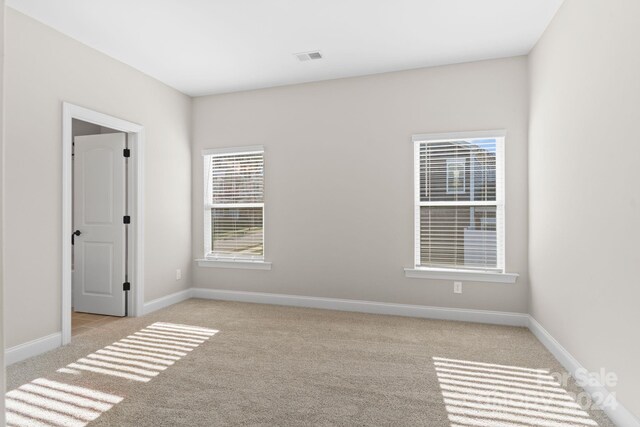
[6,299,614,426]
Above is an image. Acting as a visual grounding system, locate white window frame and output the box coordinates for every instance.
[405,130,517,284]
[198,145,271,269]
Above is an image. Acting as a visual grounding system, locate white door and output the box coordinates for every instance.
[73,133,127,316]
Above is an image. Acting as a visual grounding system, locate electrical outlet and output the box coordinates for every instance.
[454,281,462,294]
[176,269,182,280]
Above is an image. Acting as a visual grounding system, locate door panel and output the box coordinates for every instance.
[83,148,114,224]
[73,133,126,316]
[83,243,114,296]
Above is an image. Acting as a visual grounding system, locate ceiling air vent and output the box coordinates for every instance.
[295,51,323,62]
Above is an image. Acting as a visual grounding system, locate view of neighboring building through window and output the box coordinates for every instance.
[414,133,505,271]
[203,147,264,260]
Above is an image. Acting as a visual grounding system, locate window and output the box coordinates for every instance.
[413,132,505,272]
[203,146,264,261]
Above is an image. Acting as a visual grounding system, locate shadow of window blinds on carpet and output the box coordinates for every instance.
[5,322,218,427]
[433,356,599,427]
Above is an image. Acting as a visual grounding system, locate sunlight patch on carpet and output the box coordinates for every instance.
[433,357,599,427]
[6,322,218,426]
[5,378,122,427]
[57,322,218,382]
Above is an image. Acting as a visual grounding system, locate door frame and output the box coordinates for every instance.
[62,102,145,345]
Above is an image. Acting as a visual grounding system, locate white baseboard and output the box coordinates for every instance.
[143,288,193,315]
[5,333,62,366]
[528,316,639,427]
[190,288,529,327]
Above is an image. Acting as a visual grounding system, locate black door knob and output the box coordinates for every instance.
[72,230,82,245]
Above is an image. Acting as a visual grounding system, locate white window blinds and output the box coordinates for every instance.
[204,147,264,260]
[414,133,505,272]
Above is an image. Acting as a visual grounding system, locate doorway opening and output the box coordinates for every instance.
[62,103,145,345]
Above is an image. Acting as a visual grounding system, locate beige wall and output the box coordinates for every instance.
[1,1,5,421]
[192,56,529,313]
[3,9,192,348]
[529,0,640,419]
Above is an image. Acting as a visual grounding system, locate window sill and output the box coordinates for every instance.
[404,267,518,284]
[196,259,272,270]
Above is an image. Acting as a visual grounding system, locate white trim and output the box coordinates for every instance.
[202,145,264,156]
[5,333,62,366]
[496,133,506,272]
[62,102,145,346]
[132,128,146,319]
[190,288,528,326]
[203,155,212,256]
[195,260,272,270]
[208,203,263,209]
[143,289,193,315]
[404,267,518,284]
[418,200,500,207]
[413,140,421,267]
[412,129,507,143]
[528,316,640,427]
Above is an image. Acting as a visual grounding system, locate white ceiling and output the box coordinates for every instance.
[7,0,563,97]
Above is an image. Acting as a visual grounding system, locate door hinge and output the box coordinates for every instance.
[123,148,131,158]
[123,282,131,291]
[123,215,131,224]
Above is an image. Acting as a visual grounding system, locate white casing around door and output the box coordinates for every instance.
[73,133,126,316]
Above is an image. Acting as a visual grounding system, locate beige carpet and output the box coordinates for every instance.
[6,299,614,426]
